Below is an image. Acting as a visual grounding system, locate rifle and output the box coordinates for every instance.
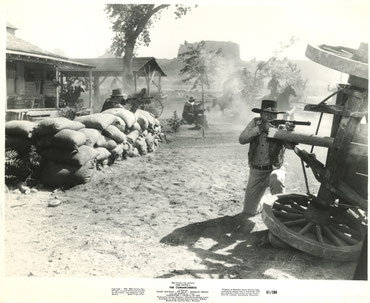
[270,119,311,127]
[127,97,154,113]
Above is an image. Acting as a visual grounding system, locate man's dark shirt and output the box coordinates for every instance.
[101,97,124,112]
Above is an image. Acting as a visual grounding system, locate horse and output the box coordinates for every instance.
[211,94,234,115]
[262,84,297,119]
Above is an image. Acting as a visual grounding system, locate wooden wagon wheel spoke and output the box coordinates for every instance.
[322,226,346,246]
[286,197,309,207]
[282,218,307,227]
[314,225,324,243]
[298,222,314,235]
[274,202,303,214]
[290,201,307,213]
[329,222,362,238]
[328,225,359,245]
[262,194,364,261]
[272,210,305,220]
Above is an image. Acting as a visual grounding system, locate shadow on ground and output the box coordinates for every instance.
[158,214,355,279]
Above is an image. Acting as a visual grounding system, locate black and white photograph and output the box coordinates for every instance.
[1,0,369,302]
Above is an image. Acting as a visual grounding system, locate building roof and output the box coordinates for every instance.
[6,22,18,30]
[71,57,167,76]
[6,33,94,69]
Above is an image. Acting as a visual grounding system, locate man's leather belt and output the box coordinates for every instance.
[251,164,273,171]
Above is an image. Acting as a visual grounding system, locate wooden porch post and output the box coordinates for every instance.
[147,65,151,96]
[94,74,100,109]
[89,69,93,108]
[55,67,59,109]
[158,74,162,92]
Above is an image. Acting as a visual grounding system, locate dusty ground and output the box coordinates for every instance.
[4,101,357,279]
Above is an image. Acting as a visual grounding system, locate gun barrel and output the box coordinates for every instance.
[272,120,311,126]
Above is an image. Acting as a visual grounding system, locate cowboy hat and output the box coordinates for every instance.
[188,97,196,102]
[111,88,124,97]
[252,100,286,114]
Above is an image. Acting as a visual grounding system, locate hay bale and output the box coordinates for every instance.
[34,117,85,137]
[102,125,127,143]
[41,145,98,166]
[78,128,102,147]
[75,113,117,130]
[102,108,136,128]
[5,120,36,138]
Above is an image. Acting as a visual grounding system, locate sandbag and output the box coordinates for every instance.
[5,120,36,138]
[78,128,102,147]
[135,136,148,155]
[126,130,140,144]
[95,135,117,151]
[130,122,142,132]
[52,129,87,150]
[102,108,136,128]
[111,143,124,157]
[42,145,98,166]
[75,113,117,130]
[34,117,85,137]
[5,135,33,154]
[102,125,127,143]
[145,132,155,152]
[135,109,156,128]
[112,116,126,133]
[35,134,54,150]
[95,147,111,161]
[136,115,149,131]
[41,159,95,188]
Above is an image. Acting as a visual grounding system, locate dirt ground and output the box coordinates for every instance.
[4,101,358,280]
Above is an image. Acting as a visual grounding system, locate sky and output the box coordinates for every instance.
[2,0,369,61]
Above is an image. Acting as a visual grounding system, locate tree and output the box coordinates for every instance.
[105,4,192,93]
[179,40,222,137]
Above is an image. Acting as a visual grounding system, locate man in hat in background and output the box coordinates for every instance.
[182,97,197,124]
[101,88,127,112]
[239,99,295,217]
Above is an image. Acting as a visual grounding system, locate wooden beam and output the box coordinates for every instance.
[99,76,107,86]
[267,129,334,148]
[115,76,123,85]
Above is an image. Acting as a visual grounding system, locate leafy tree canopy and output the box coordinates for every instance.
[105,4,193,57]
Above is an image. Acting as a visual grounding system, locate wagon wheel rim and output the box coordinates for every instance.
[262,194,367,261]
[141,99,164,118]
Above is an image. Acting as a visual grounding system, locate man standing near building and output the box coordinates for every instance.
[239,99,295,217]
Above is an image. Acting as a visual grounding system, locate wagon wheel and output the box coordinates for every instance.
[262,194,367,261]
[139,98,164,118]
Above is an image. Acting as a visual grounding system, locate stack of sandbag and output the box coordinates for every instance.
[5,120,36,155]
[75,112,129,166]
[32,117,98,188]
